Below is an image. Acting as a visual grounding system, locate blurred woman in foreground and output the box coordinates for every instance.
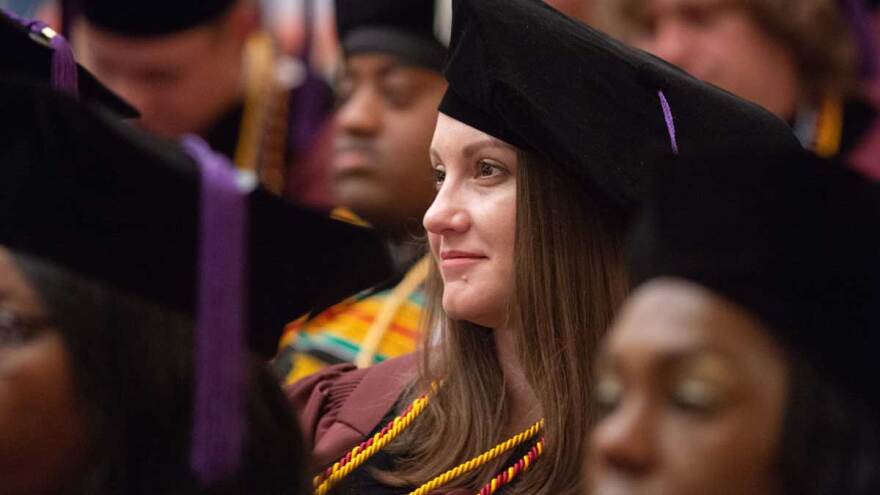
[588,151,880,495]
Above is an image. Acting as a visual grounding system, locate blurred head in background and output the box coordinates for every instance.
[600,0,858,119]
[70,0,259,139]
[331,0,449,243]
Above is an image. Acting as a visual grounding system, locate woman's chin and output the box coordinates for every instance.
[442,299,504,329]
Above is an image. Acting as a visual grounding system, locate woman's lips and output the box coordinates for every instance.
[440,250,488,268]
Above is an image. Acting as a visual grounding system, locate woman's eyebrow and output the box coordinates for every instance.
[431,137,513,164]
[461,138,512,159]
[429,148,442,164]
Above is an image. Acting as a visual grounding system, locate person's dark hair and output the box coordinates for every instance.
[779,351,880,495]
[12,251,307,495]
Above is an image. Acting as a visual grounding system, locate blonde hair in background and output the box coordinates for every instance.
[377,150,630,494]
[596,0,859,101]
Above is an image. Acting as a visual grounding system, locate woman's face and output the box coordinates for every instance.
[424,113,518,329]
[0,248,90,494]
[587,278,788,495]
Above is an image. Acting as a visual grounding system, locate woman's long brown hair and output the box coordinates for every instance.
[379,151,630,494]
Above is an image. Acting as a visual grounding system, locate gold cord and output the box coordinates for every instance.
[354,255,431,368]
[234,31,275,175]
[407,420,544,495]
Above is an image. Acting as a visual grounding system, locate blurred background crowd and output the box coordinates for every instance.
[3,0,880,494]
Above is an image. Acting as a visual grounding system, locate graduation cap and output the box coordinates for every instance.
[0,9,137,117]
[630,149,880,410]
[73,0,237,36]
[335,0,452,70]
[0,78,392,485]
[439,0,802,209]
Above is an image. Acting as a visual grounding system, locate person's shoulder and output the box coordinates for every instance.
[286,354,419,468]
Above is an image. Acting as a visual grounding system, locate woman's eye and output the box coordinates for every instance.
[0,318,33,347]
[433,168,447,187]
[671,379,722,414]
[0,327,26,346]
[477,160,504,179]
[0,309,49,348]
[595,374,624,415]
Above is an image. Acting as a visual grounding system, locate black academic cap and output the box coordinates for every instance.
[76,0,237,36]
[0,9,137,117]
[439,0,801,209]
[335,0,450,70]
[0,78,392,357]
[631,150,880,409]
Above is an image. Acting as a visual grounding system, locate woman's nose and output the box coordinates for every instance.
[590,397,658,478]
[423,183,469,235]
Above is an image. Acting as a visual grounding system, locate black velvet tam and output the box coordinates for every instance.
[439,0,802,209]
[0,79,392,356]
[335,0,449,70]
[0,10,136,117]
[78,0,236,36]
[631,150,880,407]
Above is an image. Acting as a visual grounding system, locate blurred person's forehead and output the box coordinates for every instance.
[342,52,441,77]
[73,19,223,68]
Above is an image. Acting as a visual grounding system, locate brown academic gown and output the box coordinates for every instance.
[286,355,473,495]
[287,354,417,469]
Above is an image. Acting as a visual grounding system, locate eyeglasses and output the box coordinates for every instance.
[0,307,53,347]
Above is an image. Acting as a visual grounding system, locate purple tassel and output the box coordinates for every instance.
[658,90,679,154]
[3,10,79,96]
[289,0,334,160]
[47,28,78,95]
[841,0,878,78]
[181,136,248,486]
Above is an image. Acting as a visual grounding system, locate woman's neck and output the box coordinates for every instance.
[494,323,542,435]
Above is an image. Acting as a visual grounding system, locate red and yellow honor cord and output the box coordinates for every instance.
[408,420,544,495]
[476,437,545,495]
[312,393,430,495]
[312,392,545,495]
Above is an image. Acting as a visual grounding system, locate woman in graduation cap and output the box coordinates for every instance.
[587,151,880,494]
[289,0,801,494]
[0,72,393,495]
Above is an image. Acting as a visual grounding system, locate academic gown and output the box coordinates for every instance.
[287,355,528,495]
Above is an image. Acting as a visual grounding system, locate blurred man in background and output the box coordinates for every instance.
[274,0,451,383]
[67,0,333,203]
[600,0,880,175]
[329,3,445,257]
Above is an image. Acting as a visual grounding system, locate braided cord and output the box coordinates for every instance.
[815,95,843,158]
[407,420,545,495]
[313,394,430,495]
[476,438,545,495]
